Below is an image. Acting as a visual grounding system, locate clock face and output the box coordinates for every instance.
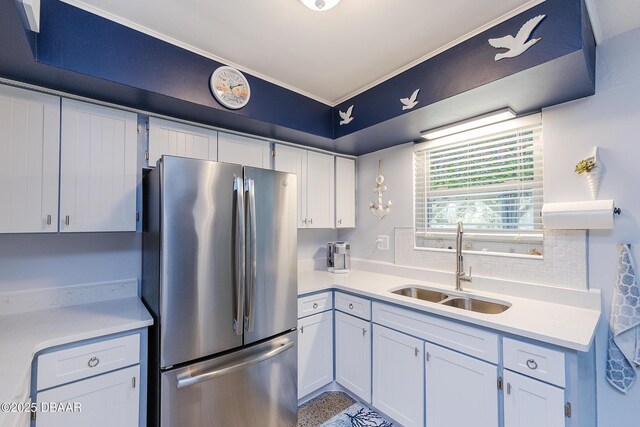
[210,66,251,109]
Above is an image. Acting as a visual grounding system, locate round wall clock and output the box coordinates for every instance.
[210,66,251,109]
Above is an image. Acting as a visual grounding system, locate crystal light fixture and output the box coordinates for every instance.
[300,0,341,11]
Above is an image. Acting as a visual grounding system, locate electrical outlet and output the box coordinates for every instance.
[377,235,389,250]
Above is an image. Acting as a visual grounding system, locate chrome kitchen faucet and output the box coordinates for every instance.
[455,222,472,291]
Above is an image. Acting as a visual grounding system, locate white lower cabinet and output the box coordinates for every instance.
[335,311,371,403]
[298,311,334,399]
[503,370,565,427]
[36,365,140,427]
[372,325,424,427]
[295,295,592,427]
[425,342,499,427]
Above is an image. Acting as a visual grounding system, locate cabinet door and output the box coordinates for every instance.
[36,365,140,427]
[298,311,333,399]
[60,100,137,232]
[335,157,355,228]
[306,151,334,229]
[372,325,424,427]
[147,117,217,166]
[503,370,565,427]
[218,132,271,168]
[274,144,307,228]
[335,311,371,402]
[425,342,498,427]
[0,85,60,233]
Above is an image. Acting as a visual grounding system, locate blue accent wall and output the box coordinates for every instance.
[36,0,334,139]
[0,0,595,156]
[333,0,593,139]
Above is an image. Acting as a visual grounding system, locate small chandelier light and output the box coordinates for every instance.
[300,0,342,11]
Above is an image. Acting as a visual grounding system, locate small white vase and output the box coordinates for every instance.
[586,147,602,200]
[586,166,602,200]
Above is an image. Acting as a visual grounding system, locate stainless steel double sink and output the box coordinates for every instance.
[391,286,510,314]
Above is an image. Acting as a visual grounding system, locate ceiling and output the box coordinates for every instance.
[57,0,640,107]
[585,0,640,43]
[59,0,544,106]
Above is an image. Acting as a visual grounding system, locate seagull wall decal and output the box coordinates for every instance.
[400,89,420,110]
[339,105,354,125]
[488,14,546,61]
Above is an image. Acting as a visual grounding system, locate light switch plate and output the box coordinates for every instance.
[377,235,389,250]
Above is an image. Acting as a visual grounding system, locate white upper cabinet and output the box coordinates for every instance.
[425,342,499,427]
[305,151,335,228]
[335,311,371,403]
[217,132,271,169]
[274,144,308,228]
[335,157,355,228]
[0,85,60,233]
[147,117,217,167]
[60,99,137,232]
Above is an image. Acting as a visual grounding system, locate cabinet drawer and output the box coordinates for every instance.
[37,334,140,390]
[298,292,333,318]
[503,338,565,387]
[372,302,499,363]
[335,292,371,320]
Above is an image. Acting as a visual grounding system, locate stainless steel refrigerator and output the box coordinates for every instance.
[142,155,298,427]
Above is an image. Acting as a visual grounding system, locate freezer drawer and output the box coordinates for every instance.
[160,332,297,427]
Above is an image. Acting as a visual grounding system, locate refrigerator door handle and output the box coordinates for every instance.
[244,178,257,333]
[175,339,294,389]
[233,176,246,336]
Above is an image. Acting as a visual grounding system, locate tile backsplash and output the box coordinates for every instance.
[394,227,587,290]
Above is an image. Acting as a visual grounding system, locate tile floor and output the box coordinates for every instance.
[297,392,356,427]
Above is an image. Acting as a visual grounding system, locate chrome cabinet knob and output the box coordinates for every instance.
[526,358,538,370]
[88,357,100,368]
[313,303,318,309]
[348,303,354,309]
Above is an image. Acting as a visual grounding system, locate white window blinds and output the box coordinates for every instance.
[414,114,543,245]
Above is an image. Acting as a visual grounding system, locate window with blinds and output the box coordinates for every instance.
[414,114,543,254]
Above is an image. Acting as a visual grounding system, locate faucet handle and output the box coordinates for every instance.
[460,266,472,282]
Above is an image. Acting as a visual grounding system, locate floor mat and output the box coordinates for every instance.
[297,392,356,427]
[320,402,394,427]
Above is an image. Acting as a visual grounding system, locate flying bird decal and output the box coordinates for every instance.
[339,105,354,125]
[400,89,420,110]
[488,14,546,61]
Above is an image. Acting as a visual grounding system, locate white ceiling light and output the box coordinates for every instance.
[421,108,516,140]
[300,0,341,11]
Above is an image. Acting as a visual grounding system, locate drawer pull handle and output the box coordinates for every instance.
[348,303,354,309]
[526,358,538,370]
[313,303,318,309]
[362,328,367,336]
[88,357,100,368]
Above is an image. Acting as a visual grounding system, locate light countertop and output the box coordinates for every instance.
[299,269,601,352]
[0,296,153,427]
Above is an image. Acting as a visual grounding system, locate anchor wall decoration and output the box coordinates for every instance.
[369,160,392,220]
